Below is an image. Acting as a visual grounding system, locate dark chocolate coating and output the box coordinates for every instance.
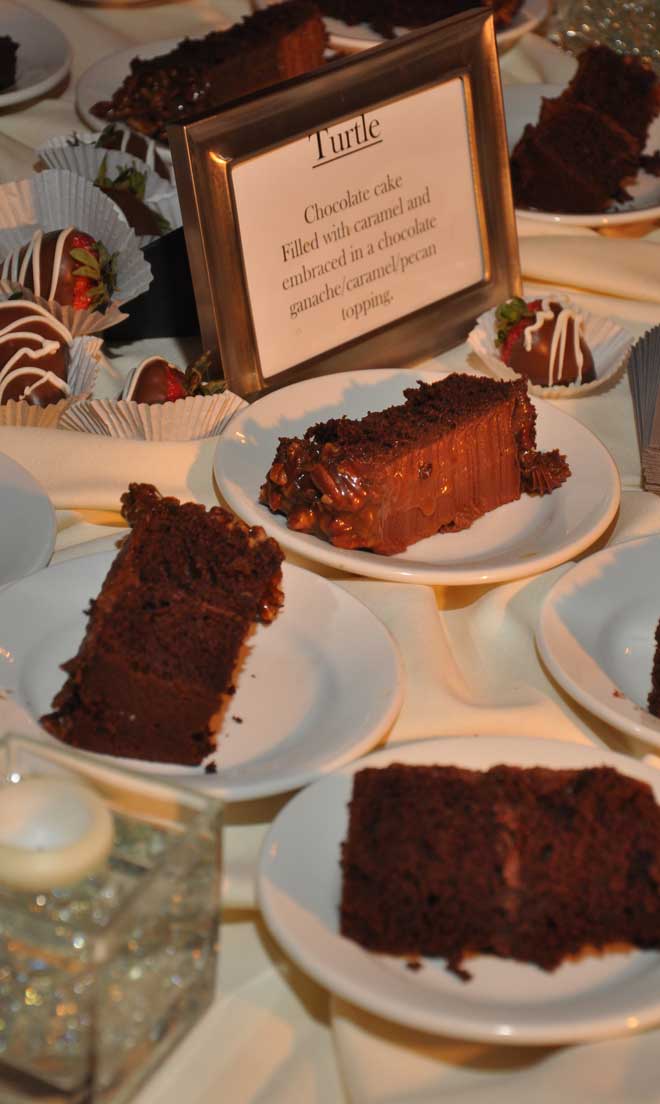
[0,333,68,378]
[0,368,67,406]
[11,230,78,306]
[123,357,185,404]
[101,186,163,236]
[508,305,596,387]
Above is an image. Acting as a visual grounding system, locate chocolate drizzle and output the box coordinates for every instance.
[0,302,72,406]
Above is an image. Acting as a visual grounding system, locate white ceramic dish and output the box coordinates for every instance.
[504,82,660,227]
[0,0,71,109]
[325,0,547,52]
[537,535,660,747]
[0,453,55,587]
[0,552,403,802]
[259,734,660,1045]
[76,39,182,156]
[214,367,620,585]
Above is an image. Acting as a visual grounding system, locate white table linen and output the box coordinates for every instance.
[3,6,660,1102]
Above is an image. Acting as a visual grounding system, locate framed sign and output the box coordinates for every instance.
[169,8,520,399]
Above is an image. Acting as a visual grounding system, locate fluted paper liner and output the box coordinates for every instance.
[0,171,152,335]
[38,128,175,185]
[468,296,632,398]
[0,334,104,428]
[37,141,181,247]
[59,389,246,440]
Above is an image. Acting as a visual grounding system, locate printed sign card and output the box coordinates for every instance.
[170,8,520,398]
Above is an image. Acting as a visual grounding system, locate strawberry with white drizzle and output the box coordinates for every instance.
[495,297,596,388]
[1,228,118,311]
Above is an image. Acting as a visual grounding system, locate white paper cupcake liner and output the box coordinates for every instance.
[38,128,175,186]
[59,389,246,440]
[0,171,153,335]
[36,142,181,247]
[0,334,103,428]
[468,295,633,399]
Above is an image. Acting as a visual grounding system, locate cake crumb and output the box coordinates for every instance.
[232,715,243,724]
[405,958,423,972]
[613,689,625,698]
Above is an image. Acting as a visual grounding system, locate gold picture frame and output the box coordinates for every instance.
[169,7,520,399]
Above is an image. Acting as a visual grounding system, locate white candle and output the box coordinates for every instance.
[0,777,114,891]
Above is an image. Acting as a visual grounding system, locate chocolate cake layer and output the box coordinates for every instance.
[341,763,660,978]
[260,374,570,555]
[41,483,284,765]
[510,45,660,215]
[0,35,17,93]
[92,1,327,142]
[649,619,660,717]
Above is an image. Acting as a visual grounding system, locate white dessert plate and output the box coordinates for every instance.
[504,82,660,227]
[0,0,71,109]
[0,552,403,802]
[76,38,184,156]
[325,0,547,53]
[259,734,660,1045]
[537,534,660,747]
[214,367,620,586]
[0,453,55,587]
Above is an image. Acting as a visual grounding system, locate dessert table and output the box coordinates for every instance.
[3,2,660,1102]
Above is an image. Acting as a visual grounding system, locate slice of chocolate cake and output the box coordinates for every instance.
[92,1,327,142]
[41,484,284,766]
[649,619,660,717]
[511,100,641,214]
[260,374,570,555]
[510,45,660,214]
[563,44,660,149]
[0,35,17,93]
[318,0,523,36]
[341,763,660,979]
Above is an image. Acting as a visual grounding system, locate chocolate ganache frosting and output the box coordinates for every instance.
[260,374,570,555]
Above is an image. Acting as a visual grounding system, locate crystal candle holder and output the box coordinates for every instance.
[0,734,222,1104]
[549,0,660,71]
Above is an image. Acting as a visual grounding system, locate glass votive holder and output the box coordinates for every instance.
[0,733,222,1104]
[549,0,660,71]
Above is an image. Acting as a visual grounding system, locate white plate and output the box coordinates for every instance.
[537,535,660,746]
[0,552,403,802]
[0,0,71,109]
[504,82,660,227]
[0,453,55,587]
[214,367,620,585]
[325,0,547,52]
[259,734,660,1045]
[76,39,182,155]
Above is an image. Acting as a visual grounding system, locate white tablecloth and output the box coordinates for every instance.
[3,5,660,1102]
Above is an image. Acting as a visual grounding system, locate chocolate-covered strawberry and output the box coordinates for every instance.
[94,157,171,237]
[122,352,224,404]
[0,299,72,406]
[495,296,595,388]
[1,228,118,311]
[93,123,171,181]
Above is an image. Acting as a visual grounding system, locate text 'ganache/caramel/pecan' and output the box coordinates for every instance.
[260,374,570,556]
